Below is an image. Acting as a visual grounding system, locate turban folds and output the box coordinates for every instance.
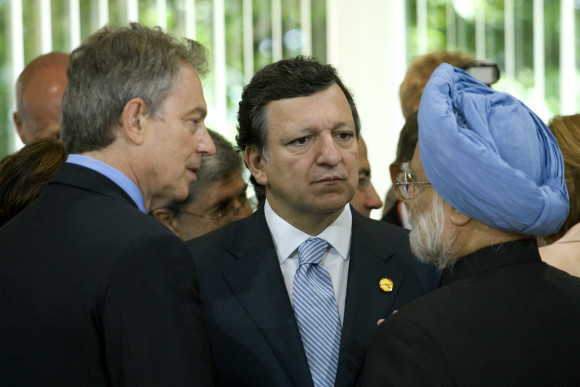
[418,63,569,235]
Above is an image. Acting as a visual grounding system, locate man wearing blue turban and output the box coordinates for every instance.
[361,63,580,385]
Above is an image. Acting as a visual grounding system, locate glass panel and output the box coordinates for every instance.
[0,0,328,157]
[311,0,325,62]
[253,0,272,71]
[51,1,70,52]
[282,0,300,58]
[225,0,244,139]
[403,0,575,121]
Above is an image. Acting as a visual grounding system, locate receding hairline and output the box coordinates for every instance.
[16,52,69,98]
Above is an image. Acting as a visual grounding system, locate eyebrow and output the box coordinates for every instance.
[297,122,353,134]
[184,107,207,118]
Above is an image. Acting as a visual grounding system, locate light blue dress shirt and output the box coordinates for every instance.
[67,154,147,213]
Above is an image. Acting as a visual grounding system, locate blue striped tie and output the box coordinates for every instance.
[292,237,341,387]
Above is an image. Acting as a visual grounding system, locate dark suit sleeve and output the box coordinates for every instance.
[361,317,452,387]
[102,233,213,386]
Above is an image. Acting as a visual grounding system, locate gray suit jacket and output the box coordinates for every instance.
[186,205,438,386]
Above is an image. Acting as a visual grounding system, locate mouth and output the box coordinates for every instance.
[313,175,345,184]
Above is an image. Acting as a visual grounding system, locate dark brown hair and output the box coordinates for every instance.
[545,114,580,242]
[0,139,66,226]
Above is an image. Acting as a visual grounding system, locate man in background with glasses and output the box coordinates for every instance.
[153,129,252,240]
[362,63,580,385]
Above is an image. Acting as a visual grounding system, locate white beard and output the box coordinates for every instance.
[409,194,459,270]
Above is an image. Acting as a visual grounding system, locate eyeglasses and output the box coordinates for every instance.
[395,169,430,200]
[179,210,229,223]
[179,193,249,224]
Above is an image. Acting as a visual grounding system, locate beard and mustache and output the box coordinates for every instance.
[409,194,459,270]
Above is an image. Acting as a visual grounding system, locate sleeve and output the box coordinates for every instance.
[102,232,213,386]
[361,316,453,386]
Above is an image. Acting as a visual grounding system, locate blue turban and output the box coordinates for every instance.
[417,63,569,235]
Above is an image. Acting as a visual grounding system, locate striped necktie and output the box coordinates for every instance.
[292,237,342,387]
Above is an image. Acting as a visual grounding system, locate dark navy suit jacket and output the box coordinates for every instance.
[186,206,439,386]
[362,239,580,386]
[0,163,212,386]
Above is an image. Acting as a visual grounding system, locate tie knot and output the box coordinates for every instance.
[298,237,328,266]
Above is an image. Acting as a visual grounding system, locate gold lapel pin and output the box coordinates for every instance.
[379,278,394,292]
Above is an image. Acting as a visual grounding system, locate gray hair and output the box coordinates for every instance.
[409,193,458,270]
[61,23,208,154]
[167,129,244,217]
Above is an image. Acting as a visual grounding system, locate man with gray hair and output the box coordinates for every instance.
[0,23,215,385]
[153,129,253,240]
[362,63,580,385]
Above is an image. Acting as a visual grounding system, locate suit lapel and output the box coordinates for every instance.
[220,208,314,387]
[335,211,407,386]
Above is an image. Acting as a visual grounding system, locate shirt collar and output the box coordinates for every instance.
[264,200,352,264]
[66,154,147,213]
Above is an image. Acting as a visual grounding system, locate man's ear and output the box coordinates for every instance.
[119,98,148,145]
[13,111,27,144]
[446,203,471,227]
[244,146,268,186]
[151,208,182,238]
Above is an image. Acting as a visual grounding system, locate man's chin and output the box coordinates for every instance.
[310,194,351,213]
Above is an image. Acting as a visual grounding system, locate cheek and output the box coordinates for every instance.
[350,190,364,205]
[344,148,358,170]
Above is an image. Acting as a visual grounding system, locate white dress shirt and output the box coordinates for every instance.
[264,200,352,323]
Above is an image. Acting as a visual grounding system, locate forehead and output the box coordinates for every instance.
[264,83,354,134]
[191,172,246,207]
[162,64,206,109]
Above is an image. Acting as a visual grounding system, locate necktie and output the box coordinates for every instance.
[292,237,341,387]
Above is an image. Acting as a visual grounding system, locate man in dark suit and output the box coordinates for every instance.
[186,56,438,387]
[362,64,580,385]
[0,23,215,386]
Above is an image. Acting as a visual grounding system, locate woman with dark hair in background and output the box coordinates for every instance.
[0,138,66,227]
[540,113,580,277]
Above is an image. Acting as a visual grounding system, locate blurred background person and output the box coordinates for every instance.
[0,138,65,227]
[13,52,69,144]
[349,137,383,217]
[381,111,418,229]
[399,50,477,120]
[153,129,252,240]
[540,113,580,277]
